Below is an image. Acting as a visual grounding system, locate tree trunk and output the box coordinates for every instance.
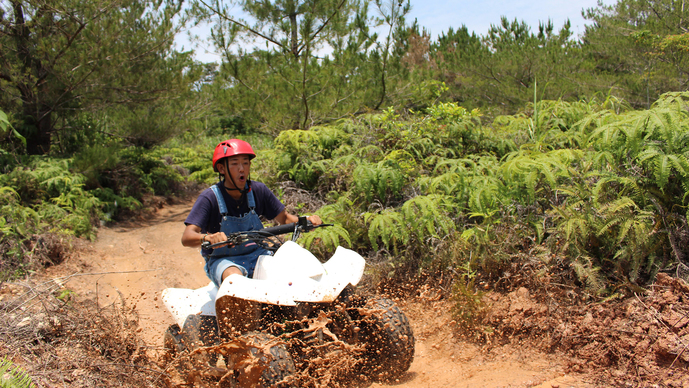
[12,0,53,154]
[290,12,299,58]
[23,103,52,155]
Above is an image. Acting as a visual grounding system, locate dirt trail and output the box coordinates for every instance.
[60,199,593,388]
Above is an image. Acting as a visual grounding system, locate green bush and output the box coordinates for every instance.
[252,92,689,293]
[0,144,206,280]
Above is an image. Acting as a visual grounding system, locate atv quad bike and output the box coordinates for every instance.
[162,217,414,387]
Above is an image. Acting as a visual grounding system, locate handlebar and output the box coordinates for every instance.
[259,222,302,237]
[201,216,332,251]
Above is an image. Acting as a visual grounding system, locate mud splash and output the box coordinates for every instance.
[165,309,369,388]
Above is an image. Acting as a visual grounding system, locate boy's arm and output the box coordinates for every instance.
[181,224,204,247]
[182,224,228,247]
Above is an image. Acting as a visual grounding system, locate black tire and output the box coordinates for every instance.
[180,314,220,349]
[334,284,364,308]
[357,296,414,381]
[163,315,220,368]
[226,332,296,388]
[163,323,184,357]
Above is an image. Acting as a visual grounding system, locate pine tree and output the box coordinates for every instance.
[0,0,197,154]
[194,0,411,131]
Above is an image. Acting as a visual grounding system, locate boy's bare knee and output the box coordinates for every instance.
[221,266,244,281]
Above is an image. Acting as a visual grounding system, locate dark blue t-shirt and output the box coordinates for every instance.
[185,181,285,235]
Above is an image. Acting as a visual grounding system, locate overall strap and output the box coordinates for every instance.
[246,185,256,210]
[210,185,228,216]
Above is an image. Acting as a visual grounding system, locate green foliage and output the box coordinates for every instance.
[365,194,455,262]
[541,94,689,289]
[0,158,101,240]
[252,91,689,293]
[300,223,352,259]
[0,186,40,277]
[272,128,351,189]
[450,264,486,332]
[426,17,584,114]
[352,160,407,203]
[400,195,455,240]
[418,155,508,214]
[0,177,93,276]
[0,110,26,152]
[582,0,689,109]
[72,145,187,202]
[0,144,208,280]
[426,101,480,123]
[194,0,412,132]
[1,0,198,154]
[366,208,407,252]
[501,148,582,204]
[0,357,34,388]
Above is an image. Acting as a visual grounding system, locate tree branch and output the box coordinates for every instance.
[297,0,348,56]
[198,0,287,50]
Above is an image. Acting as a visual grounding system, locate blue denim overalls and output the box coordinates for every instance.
[203,183,270,282]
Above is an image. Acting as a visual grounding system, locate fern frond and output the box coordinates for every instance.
[418,172,465,196]
[654,154,672,189]
[572,258,606,293]
[400,194,456,238]
[599,196,639,214]
[653,91,689,109]
[367,209,407,251]
[0,186,20,203]
[407,138,437,160]
[352,160,406,204]
[317,196,355,222]
[668,154,689,177]
[433,157,477,174]
[274,129,321,155]
[312,125,349,156]
[467,176,505,214]
[0,357,35,388]
[300,224,352,251]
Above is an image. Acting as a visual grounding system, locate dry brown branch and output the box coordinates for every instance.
[0,278,171,387]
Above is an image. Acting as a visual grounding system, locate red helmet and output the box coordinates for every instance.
[212,139,256,172]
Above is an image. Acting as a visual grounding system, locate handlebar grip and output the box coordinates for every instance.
[259,223,297,236]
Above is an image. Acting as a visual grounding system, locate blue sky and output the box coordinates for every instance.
[178,0,607,63]
[409,0,604,39]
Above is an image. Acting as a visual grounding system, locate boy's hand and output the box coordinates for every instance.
[306,214,322,226]
[204,231,233,248]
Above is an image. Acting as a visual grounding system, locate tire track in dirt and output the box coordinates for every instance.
[62,199,592,388]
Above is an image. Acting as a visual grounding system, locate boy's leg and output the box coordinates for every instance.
[207,257,248,287]
[222,266,243,282]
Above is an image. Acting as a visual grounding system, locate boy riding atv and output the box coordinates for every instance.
[181,138,322,286]
[165,139,414,386]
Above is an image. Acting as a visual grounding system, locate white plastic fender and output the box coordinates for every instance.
[161,282,217,328]
[162,242,366,325]
[218,242,366,306]
[253,240,325,281]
